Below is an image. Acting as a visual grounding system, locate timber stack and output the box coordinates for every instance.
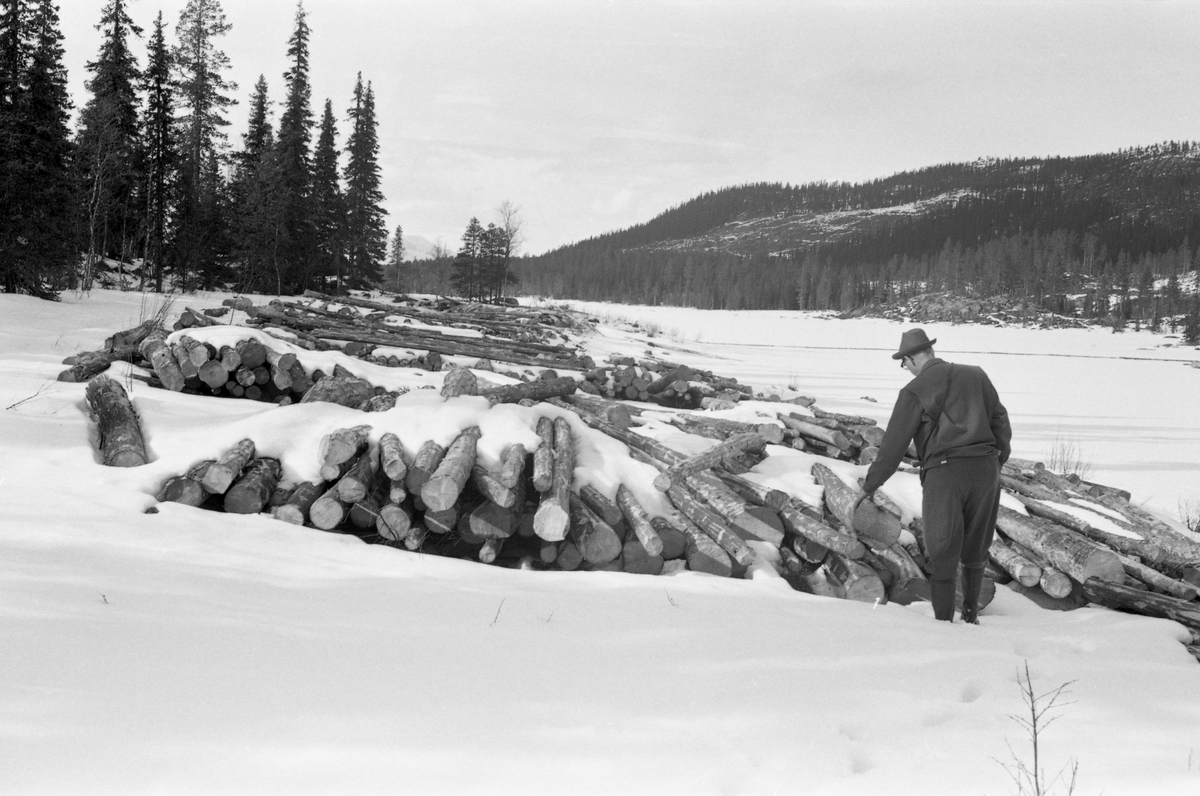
[73,295,1200,662]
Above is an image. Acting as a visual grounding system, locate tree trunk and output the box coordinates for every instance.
[85,376,148,467]
[532,416,555,492]
[666,482,754,566]
[157,460,215,506]
[202,439,256,494]
[275,481,325,525]
[1019,495,1163,563]
[407,439,447,496]
[1115,552,1199,601]
[995,506,1124,584]
[319,425,373,481]
[778,413,851,450]
[301,375,375,408]
[821,550,886,603]
[422,427,481,512]
[533,417,573,541]
[652,431,767,492]
[616,484,664,556]
[779,500,865,558]
[379,432,408,482]
[670,511,733,577]
[337,448,378,504]
[579,484,623,526]
[478,376,578,405]
[59,345,138,382]
[377,501,413,541]
[1082,577,1200,635]
[989,536,1041,587]
[138,329,187,391]
[812,463,899,548]
[623,532,665,575]
[568,494,623,565]
[440,367,478,398]
[224,457,282,514]
[310,484,349,530]
[496,443,526,489]
[649,516,688,560]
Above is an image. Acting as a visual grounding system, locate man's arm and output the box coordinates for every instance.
[861,389,923,495]
[984,374,1012,465]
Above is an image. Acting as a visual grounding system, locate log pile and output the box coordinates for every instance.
[71,299,1200,661]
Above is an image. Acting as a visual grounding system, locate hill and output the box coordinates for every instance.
[515,141,1200,323]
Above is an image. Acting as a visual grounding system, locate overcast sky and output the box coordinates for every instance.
[60,0,1200,255]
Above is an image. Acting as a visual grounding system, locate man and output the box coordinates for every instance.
[858,328,1011,624]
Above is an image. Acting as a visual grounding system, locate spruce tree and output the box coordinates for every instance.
[229,76,282,293]
[342,74,385,288]
[274,0,313,291]
[0,0,74,297]
[76,0,142,288]
[172,0,236,290]
[310,98,343,289]
[140,10,174,291]
[451,217,483,300]
[386,223,403,291]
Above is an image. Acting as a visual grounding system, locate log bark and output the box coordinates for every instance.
[85,376,148,467]
[811,463,900,549]
[424,506,458,535]
[821,551,887,603]
[670,511,733,577]
[671,414,784,445]
[441,367,478,398]
[568,493,623,565]
[1082,577,1200,634]
[1115,553,1199,601]
[235,338,268,369]
[319,425,373,482]
[337,448,378,504]
[779,500,865,558]
[623,533,665,575]
[989,536,1042,588]
[472,465,519,508]
[873,544,930,605]
[1093,494,1200,576]
[301,375,375,408]
[496,443,526,489]
[202,439,256,494]
[138,329,186,391]
[556,540,584,571]
[478,376,578,405]
[105,318,158,351]
[310,484,349,530]
[717,473,790,512]
[421,426,481,511]
[224,458,283,514]
[59,345,138,382]
[469,499,521,540]
[616,484,664,556]
[407,439,447,495]
[379,432,408,483]
[995,506,1124,584]
[377,502,413,541]
[1018,495,1161,562]
[684,472,784,546]
[666,482,754,566]
[349,477,389,530]
[157,460,214,506]
[532,416,555,492]
[652,432,767,492]
[533,417,574,541]
[579,484,623,526]
[275,481,325,525]
[559,393,635,429]
[778,413,851,450]
[649,516,688,560]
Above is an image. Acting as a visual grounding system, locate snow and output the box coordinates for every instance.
[2,290,1200,795]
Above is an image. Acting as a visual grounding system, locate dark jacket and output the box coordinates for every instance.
[862,358,1011,495]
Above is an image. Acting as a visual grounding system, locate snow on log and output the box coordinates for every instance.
[531,416,555,492]
[85,376,148,467]
[319,425,372,482]
[440,367,478,398]
[301,374,375,408]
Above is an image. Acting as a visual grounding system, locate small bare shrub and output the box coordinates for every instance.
[1177,497,1200,535]
[996,661,1079,796]
[1045,436,1093,481]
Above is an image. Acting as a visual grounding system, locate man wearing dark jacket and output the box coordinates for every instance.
[859,328,1012,623]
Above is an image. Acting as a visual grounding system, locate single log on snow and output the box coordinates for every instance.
[652,431,767,492]
[202,438,256,494]
[157,460,215,506]
[533,417,574,541]
[811,463,900,549]
[616,484,664,557]
[995,506,1124,585]
[224,457,282,514]
[670,414,784,445]
[85,376,148,467]
[274,481,325,525]
[421,426,481,512]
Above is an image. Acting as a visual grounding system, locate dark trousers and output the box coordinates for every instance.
[921,455,1002,582]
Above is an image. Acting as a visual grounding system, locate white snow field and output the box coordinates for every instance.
[2,290,1199,796]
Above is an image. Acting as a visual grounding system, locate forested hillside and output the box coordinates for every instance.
[515,142,1200,323]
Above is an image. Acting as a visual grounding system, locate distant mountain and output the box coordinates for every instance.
[515,141,1200,322]
[403,234,443,262]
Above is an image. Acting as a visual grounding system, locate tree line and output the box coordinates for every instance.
[1,0,388,299]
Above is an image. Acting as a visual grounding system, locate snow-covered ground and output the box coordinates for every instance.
[2,290,1199,796]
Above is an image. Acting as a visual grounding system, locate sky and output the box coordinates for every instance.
[60,0,1200,255]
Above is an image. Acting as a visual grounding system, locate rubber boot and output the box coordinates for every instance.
[929,578,956,622]
[960,567,983,625]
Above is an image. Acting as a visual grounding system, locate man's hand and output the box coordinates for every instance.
[853,492,873,513]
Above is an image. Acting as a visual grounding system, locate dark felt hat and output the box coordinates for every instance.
[892,328,937,360]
